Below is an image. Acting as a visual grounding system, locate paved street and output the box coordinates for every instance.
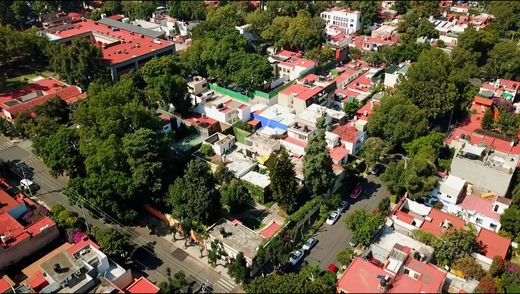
[0,136,239,293]
[303,175,390,270]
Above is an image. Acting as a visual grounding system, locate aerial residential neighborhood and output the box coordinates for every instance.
[0,0,519,293]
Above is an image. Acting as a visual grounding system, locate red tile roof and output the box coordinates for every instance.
[259,221,282,239]
[183,114,218,128]
[356,101,378,120]
[126,277,160,294]
[477,228,510,260]
[284,136,307,148]
[473,96,493,107]
[330,146,349,161]
[459,194,501,221]
[0,278,11,293]
[27,270,49,291]
[48,19,173,65]
[279,83,324,101]
[337,258,388,293]
[499,79,520,91]
[420,208,466,237]
[66,239,100,256]
[346,74,372,93]
[332,123,362,143]
[275,50,301,59]
[399,258,446,293]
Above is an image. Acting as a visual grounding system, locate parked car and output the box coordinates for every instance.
[369,258,383,268]
[302,237,318,252]
[349,237,359,247]
[326,211,340,225]
[20,178,37,193]
[327,264,339,273]
[337,200,349,213]
[289,250,305,265]
[350,184,362,199]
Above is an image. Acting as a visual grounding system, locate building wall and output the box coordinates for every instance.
[0,225,59,270]
[384,73,399,88]
[251,113,290,131]
[321,10,361,34]
[294,98,310,114]
[109,45,175,80]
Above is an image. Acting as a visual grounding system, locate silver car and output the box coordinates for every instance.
[302,237,318,251]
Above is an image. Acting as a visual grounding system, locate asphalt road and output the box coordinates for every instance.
[303,175,390,270]
[0,136,239,293]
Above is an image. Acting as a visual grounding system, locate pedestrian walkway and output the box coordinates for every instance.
[164,235,241,292]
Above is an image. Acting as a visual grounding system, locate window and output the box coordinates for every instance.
[493,205,499,212]
[476,218,483,225]
[350,24,354,28]
[403,268,410,275]
[490,223,498,230]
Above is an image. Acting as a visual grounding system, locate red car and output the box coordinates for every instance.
[327,264,339,273]
[350,184,362,199]
[369,258,383,268]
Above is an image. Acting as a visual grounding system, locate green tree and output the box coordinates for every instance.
[433,228,479,267]
[397,48,457,121]
[159,268,188,294]
[50,40,109,89]
[452,256,486,280]
[481,107,495,130]
[496,110,520,137]
[10,1,35,29]
[168,159,221,224]
[487,1,520,36]
[344,209,385,246]
[199,144,214,157]
[368,94,428,147]
[304,45,335,63]
[343,99,362,120]
[121,1,158,20]
[228,252,250,283]
[168,0,206,21]
[94,227,133,259]
[411,0,439,18]
[38,127,81,177]
[214,160,234,185]
[381,161,406,196]
[268,149,299,213]
[266,1,309,17]
[227,52,274,90]
[392,0,411,15]
[221,179,252,213]
[351,0,381,28]
[304,117,334,196]
[411,229,438,246]
[361,137,390,171]
[404,153,437,200]
[402,132,445,158]
[500,206,520,237]
[483,41,520,81]
[245,9,274,37]
[336,246,354,267]
[246,266,336,293]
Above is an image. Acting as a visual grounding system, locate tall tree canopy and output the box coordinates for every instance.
[168,159,221,224]
[268,149,299,213]
[50,40,109,89]
[368,94,428,147]
[396,48,457,121]
[168,0,206,21]
[304,117,334,196]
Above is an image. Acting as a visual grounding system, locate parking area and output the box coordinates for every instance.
[302,175,391,270]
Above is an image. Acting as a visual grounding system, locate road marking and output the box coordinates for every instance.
[0,141,13,150]
[215,278,237,292]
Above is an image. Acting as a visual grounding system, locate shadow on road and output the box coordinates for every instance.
[132,245,164,271]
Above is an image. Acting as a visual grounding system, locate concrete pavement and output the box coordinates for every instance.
[0,136,241,293]
[303,175,390,270]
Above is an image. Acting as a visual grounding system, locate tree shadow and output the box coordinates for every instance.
[131,244,164,271]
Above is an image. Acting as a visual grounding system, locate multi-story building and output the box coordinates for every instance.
[278,74,336,114]
[320,7,362,34]
[0,190,59,270]
[45,16,175,81]
[203,95,251,124]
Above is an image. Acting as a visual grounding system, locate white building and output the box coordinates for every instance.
[383,63,410,88]
[203,133,236,156]
[320,7,362,34]
[203,95,251,124]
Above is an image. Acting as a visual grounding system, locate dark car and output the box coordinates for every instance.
[370,164,384,175]
[276,263,292,275]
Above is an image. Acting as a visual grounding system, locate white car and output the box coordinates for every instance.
[289,250,304,265]
[302,237,318,252]
[337,200,349,213]
[326,211,340,225]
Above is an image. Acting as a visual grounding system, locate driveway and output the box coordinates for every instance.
[303,175,390,270]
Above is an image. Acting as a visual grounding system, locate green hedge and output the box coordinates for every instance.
[286,198,319,224]
[243,181,269,204]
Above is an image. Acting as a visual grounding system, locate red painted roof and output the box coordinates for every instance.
[336,88,362,100]
[0,78,66,105]
[474,96,493,107]
[337,258,388,293]
[420,208,466,237]
[356,101,378,120]
[183,114,218,128]
[477,228,510,260]
[330,146,349,161]
[259,221,282,239]
[0,188,24,211]
[279,83,324,101]
[275,50,301,59]
[346,74,372,93]
[399,258,446,293]
[284,136,307,148]
[66,239,100,256]
[108,14,124,20]
[499,79,520,91]
[48,19,173,65]
[459,194,501,221]
[0,278,11,293]
[332,123,362,143]
[28,270,49,291]
[394,210,415,224]
[126,277,160,294]
[480,83,497,91]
